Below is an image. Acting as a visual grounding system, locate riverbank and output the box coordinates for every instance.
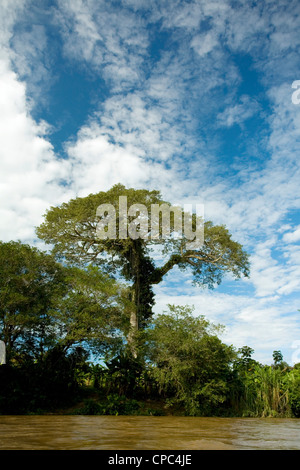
[2,355,300,418]
[37,390,187,417]
[24,387,298,418]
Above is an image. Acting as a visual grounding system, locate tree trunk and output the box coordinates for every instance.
[127,307,138,358]
[124,240,156,357]
[125,242,141,358]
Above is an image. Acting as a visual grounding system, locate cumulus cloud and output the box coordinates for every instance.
[283,226,300,243]
[0,62,71,242]
[0,2,72,243]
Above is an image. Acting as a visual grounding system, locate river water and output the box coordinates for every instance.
[0,416,299,450]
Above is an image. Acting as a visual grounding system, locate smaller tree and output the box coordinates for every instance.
[235,346,257,371]
[272,350,284,369]
[0,240,66,363]
[0,240,132,364]
[145,305,236,415]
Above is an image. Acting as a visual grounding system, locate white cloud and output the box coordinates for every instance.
[283,226,300,243]
[191,31,219,57]
[217,95,260,127]
[0,0,25,45]
[10,24,53,106]
[55,0,149,91]
[0,3,72,243]
[66,125,149,195]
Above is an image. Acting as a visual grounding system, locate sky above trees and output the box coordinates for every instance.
[0,0,300,364]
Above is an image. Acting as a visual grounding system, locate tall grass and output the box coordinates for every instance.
[237,365,292,417]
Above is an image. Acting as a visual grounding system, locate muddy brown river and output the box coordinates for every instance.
[0,416,299,450]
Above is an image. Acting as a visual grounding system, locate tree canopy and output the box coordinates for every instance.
[0,240,130,364]
[145,305,236,415]
[36,184,250,354]
[0,240,65,362]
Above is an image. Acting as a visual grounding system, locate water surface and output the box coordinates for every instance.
[0,416,299,450]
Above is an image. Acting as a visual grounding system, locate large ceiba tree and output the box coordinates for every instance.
[36,184,250,356]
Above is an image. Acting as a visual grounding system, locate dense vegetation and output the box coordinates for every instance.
[0,242,299,417]
[0,185,299,418]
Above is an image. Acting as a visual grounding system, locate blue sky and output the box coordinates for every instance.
[1,0,300,364]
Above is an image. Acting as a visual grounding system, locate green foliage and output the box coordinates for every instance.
[75,398,103,415]
[0,234,296,419]
[0,346,86,414]
[282,366,300,417]
[75,395,141,416]
[233,346,258,374]
[1,298,300,417]
[0,240,66,362]
[103,351,148,397]
[247,366,290,417]
[273,350,283,366]
[187,221,250,288]
[0,240,130,363]
[52,264,131,354]
[0,239,134,414]
[231,350,300,418]
[145,305,236,416]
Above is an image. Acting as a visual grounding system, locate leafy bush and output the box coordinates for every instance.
[75,395,140,415]
[104,352,146,397]
[283,366,300,417]
[0,346,86,414]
